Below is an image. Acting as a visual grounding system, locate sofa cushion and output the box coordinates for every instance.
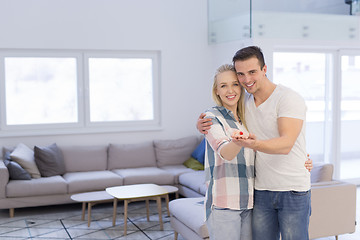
[63,170,123,193]
[169,197,208,238]
[179,170,206,194]
[34,143,66,177]
[10,143,41,179]
[108,141,156,170]
[154,135,200,167]
[60,145,108,172]
[199,183,207,196]
[6,175,67,198]
[112,167,175,185]
[160,165,195,184]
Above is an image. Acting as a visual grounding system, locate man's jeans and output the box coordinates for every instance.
[252,189,311,240]
[206,207,252,240]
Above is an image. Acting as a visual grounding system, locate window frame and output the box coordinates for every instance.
[272,49,334,123]
[0,49,161,137]
[272,46,360,184]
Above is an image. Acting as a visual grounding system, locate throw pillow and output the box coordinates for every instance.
[3,150,11,161]
[183,157,204,171]
[10,143,41,178]
[191,138,206,164]
[4,158,31,180]
[154,135,200,167]
[34,143,66,177]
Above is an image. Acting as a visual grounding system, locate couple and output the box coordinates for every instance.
[197,46,311,240]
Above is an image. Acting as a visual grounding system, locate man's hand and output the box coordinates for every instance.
[305,154,313,172]
[197,113,212,134]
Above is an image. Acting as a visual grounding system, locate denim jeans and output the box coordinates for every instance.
[206,206,252,240]
[252,190,311,240]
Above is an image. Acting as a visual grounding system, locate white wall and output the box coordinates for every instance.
[0,0,213,147]
[0,0,358,150]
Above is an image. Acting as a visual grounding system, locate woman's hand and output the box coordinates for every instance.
[231,131,257,150]
[231,129,250,140]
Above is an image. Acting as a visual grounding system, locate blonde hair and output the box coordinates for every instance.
[212,64,247,129]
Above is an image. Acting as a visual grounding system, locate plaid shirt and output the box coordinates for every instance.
[204,106,255,220]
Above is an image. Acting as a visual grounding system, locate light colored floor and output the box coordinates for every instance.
[0,200,176,240]
[0,188,359,240]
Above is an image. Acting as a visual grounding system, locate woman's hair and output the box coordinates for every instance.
[212,64,247,129]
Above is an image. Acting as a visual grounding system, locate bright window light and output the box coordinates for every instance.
[4,57,78,125]
[273,52,327,122]
[88,58,154,122]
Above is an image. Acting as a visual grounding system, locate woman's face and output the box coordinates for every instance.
[215,70,241,111]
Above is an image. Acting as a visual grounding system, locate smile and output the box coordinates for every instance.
[246,82,255,87]
[227,95,236,99]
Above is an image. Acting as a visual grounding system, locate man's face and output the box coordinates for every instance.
[234,57,267,94]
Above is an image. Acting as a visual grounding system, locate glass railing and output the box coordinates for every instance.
[208,0,251,44]
[252,11,359,40]
[208,0,360,43]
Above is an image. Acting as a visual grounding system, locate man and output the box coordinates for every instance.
[197,46,311,240]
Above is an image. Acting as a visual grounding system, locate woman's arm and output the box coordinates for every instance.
[218,140,243,161]
[205,114,245,161]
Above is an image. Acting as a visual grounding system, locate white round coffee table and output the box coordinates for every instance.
[70,191,114,227]
[106,184,172,235]
[161,185,179,216]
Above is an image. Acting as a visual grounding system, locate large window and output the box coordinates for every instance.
[273,52,331,164]
[340,52,360,181]
[273,50,360,183]
[341,55,360,121]
[273,52,328,122]
[4,57,78,125]
[88,57,154,123]
[0,50,160,136]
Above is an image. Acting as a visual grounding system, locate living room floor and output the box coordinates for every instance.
[0,200,175,240]
[0,188,359,240]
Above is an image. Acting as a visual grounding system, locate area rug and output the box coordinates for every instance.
[0,201,177,240]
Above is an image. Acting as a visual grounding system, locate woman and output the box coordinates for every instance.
[204,64,254,240]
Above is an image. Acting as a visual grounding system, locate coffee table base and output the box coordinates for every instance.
[70,191,114,227]
[112,196,164,235]
[106,184,177,236]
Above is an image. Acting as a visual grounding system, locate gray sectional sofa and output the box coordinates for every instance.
[0,135,202,217]
[1,134,357,240]
[171,162,358,240]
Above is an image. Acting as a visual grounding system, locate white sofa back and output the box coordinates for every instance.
[108,141,157,169]
[154,135,201,168]
[61,145,108,172]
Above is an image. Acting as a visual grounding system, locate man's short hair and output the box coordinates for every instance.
[232,46,265,69]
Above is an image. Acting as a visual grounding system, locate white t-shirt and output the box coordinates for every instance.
[245,84,311,191]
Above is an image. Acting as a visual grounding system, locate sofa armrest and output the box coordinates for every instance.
[0,160,9,199]
[309,180,356,239]
[311,162,334,183]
